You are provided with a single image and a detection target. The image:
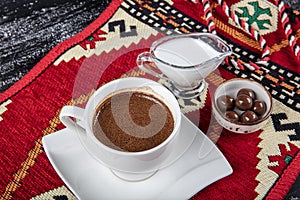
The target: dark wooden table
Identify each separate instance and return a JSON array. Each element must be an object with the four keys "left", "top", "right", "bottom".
[{"left": 0, "top": 0, "right": 111, "bottom": 92}]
